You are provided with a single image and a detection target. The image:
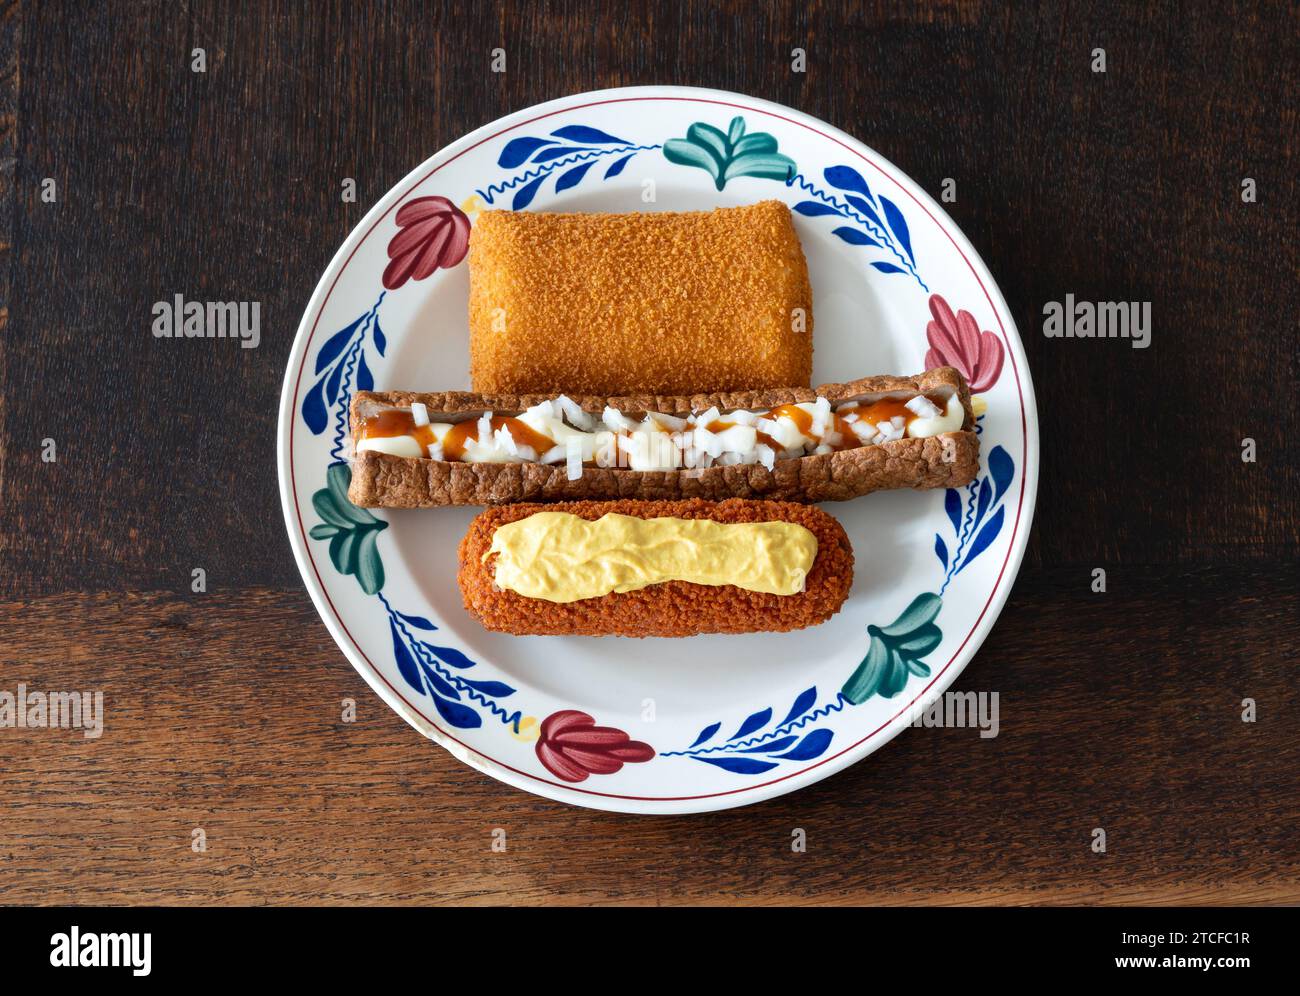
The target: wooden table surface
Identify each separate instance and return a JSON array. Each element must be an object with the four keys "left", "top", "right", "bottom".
[{"left": 1, "top": 1, "right": 1296, "bottom": 906}]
